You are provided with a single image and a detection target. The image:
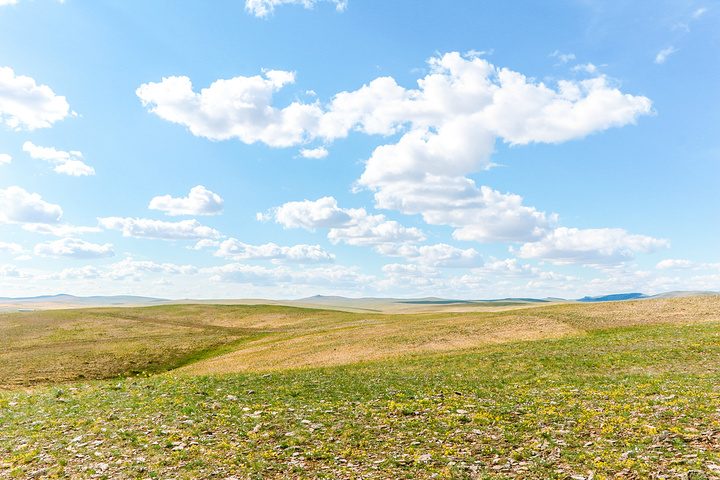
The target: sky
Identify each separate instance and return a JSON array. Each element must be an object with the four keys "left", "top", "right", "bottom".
[{"left": 0, "top": 0, "right": 719, "bottom": 300}]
